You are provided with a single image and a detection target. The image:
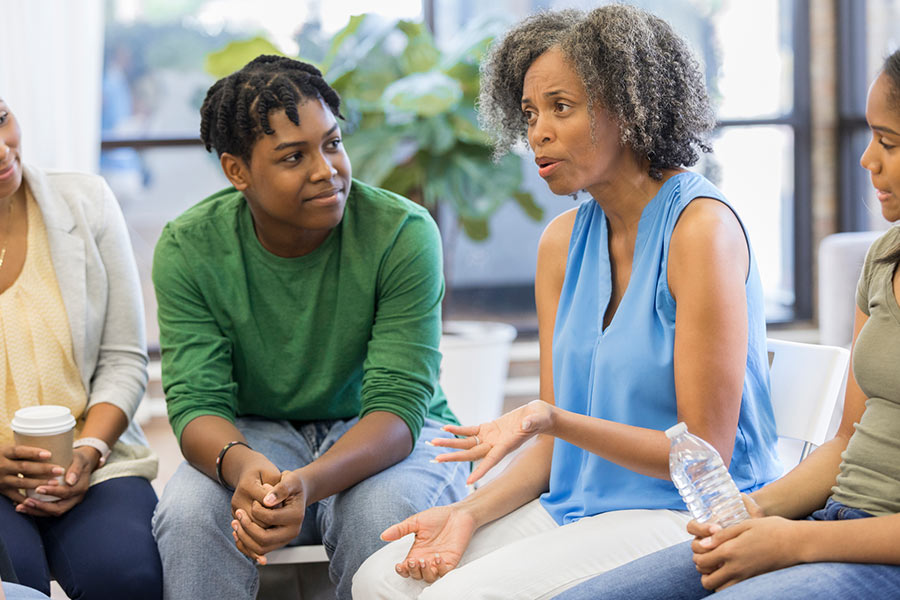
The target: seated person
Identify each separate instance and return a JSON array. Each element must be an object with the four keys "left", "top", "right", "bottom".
[
  {"left": 555, "top": 49, "right": 900, "bottom": 600},
  {"left": 150, "top": 55, "right": 469, "bottom": 600},
  {"left": 0, "top": 98, "right": 161, "bottom": 600},
  {"left": 352, "top": 6, "right": 781, "bottom": 599}
]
